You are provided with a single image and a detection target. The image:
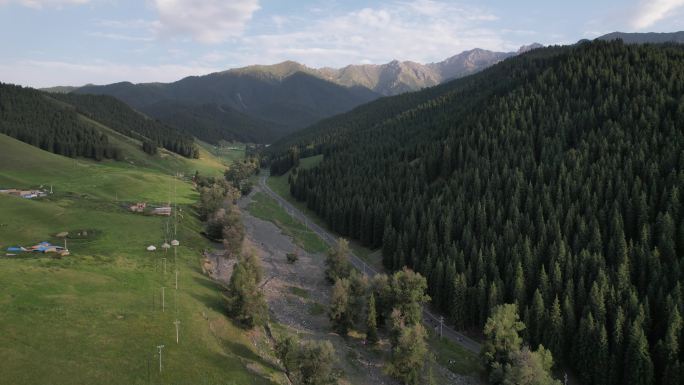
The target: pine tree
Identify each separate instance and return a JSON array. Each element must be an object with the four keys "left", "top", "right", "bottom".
[
  {"left": 512, "top": 262, "right": 526, "bottom": 307},
  {"left": 658, "top": 308, "right": 682, "bottom": 385},
  {"left": 595, "top": 324, "right": 610, "bottom": 385},
  {"left": 449, "top": 273, "right": 467, "bottom": 329},
  {"left": 624, "top": 319, "right": 654, "bottom": 385},
  {"left": 366, "top": 293, "right": 379, "bottom": 344},
  {"left": 545, "top": 296, "right": 564, "bottom": 361},
  {"left": 530, "top": 289, "right": 546, "bottom": 347}
]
